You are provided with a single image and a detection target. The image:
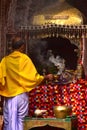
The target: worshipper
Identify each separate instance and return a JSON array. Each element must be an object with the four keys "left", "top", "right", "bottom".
[{"left": 0, "top": 37, "right": 53, "bottom": 130}]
